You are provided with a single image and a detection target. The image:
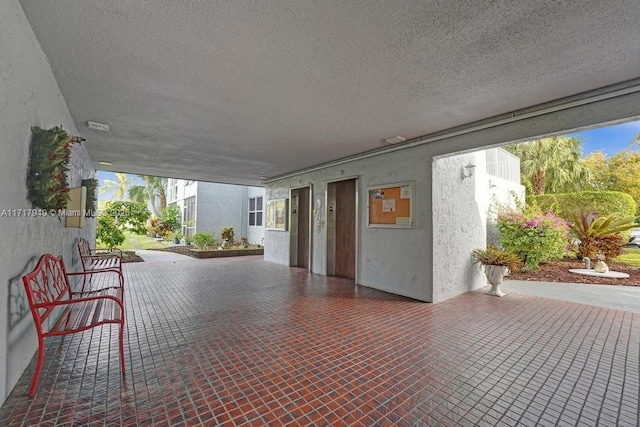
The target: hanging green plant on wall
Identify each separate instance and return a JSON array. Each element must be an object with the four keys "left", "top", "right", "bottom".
[
  {"left": 82, "top": 178, "right": 98, "bottom": 217},
  {"left": 27, "top": 126, "right": 77, "bottom": 211}
]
